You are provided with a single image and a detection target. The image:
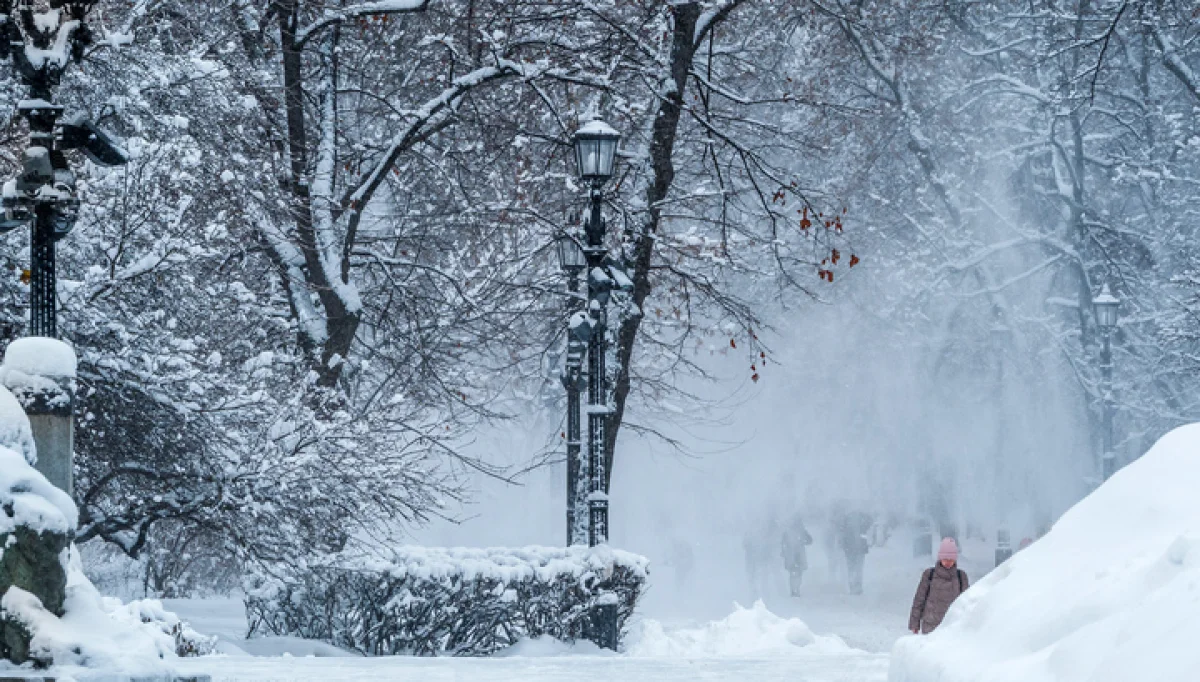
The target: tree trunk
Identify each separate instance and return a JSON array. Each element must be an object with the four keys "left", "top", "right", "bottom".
[{"left": 605, "top": 2, "right": 701, "bottom": 491}]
